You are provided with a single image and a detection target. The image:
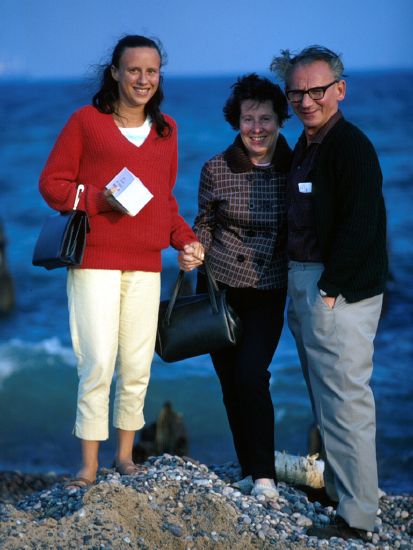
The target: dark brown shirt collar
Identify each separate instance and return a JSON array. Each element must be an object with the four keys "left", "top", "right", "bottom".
[
  {"left": 303, "top": 109, "right": 343, "bottom": 146},
  {"left": 224, "top": 133, "right": 292, "bottom": 174}
]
